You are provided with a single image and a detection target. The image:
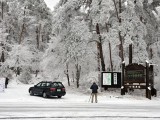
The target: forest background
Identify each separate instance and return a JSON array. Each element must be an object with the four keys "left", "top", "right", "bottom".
[{"left": 0, "top": 0, "right": 160, "bottom": 90}]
